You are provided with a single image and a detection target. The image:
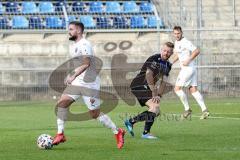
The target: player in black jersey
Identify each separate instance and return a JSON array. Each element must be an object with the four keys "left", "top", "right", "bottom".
[{"left": 124, "top": 42, "right": 174, "bottom": 139}]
